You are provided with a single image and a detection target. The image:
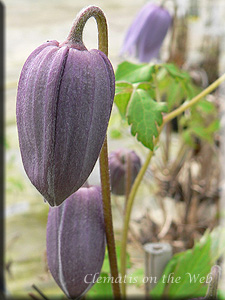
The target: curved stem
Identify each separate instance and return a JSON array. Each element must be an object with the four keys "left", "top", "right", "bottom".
[
  {"left": 69, "top": 6, "right": 120, "bottom": 298},
  {"left": 67, "top": 5, "right": 108, "bottom": 54}
]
